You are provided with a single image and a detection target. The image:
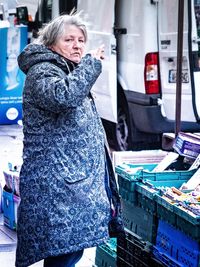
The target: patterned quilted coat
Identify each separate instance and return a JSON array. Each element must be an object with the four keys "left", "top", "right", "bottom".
[{"left": 16, "top": 43, "right": 111, "bottom": 267}]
